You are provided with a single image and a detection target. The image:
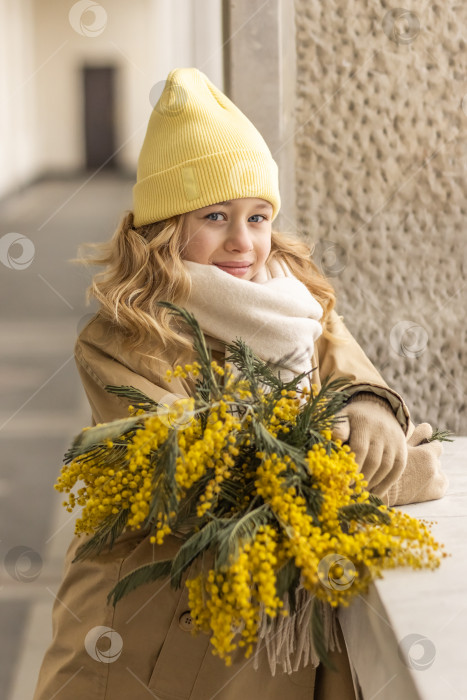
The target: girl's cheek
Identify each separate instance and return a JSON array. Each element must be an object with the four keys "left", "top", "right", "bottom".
[{"left": 191, "top": 233, "right": 218, "bottom": 262}]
